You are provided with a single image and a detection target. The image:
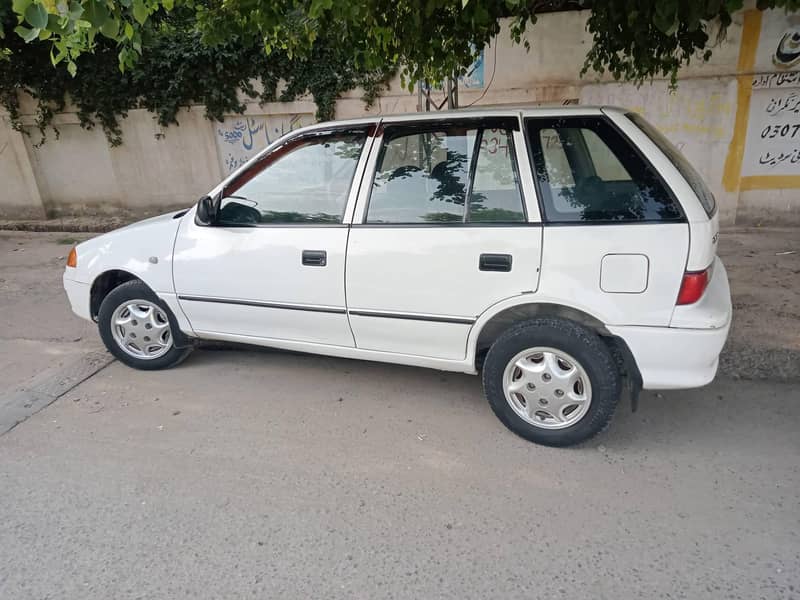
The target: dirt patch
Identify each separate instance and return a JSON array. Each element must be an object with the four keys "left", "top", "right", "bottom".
[{"left": 717, "top": 227, "right": 800, "bottom": 380}]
